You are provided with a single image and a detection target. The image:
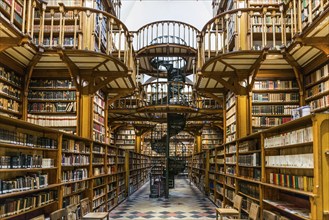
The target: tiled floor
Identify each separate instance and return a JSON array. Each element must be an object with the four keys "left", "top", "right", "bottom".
[{"left": 109, "top": 178, "right": 217, "bottom": 219}]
